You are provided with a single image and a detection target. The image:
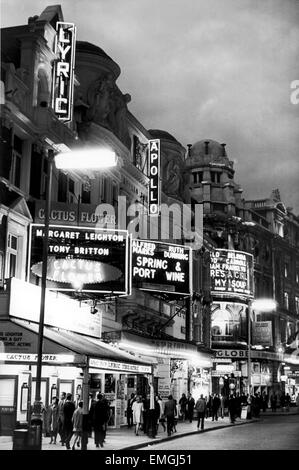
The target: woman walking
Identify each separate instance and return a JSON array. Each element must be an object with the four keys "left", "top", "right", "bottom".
[
  {"left": 132, "top": 396, "right": 144, "bottom": 436},
  {"left": 70, "top": 401, "right": 83, "bottom": 450},
  {"left": 48, "top": 397, "right": 59, "bottom": 444}
]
